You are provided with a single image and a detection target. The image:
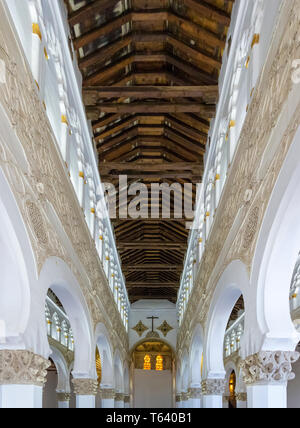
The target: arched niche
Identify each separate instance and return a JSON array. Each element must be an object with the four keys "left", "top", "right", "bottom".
[
  {"left": 203, "top": 260, "right": 249, "bottom": 379},
  {"left": 0, "top": 168, "right": 35, "bottom": 348},
  {"left": 37, "top": 257, "right": 95, "bottom": 377},
  {"left": 251, "top": 126, "right": 300, "bottom": 353},
  {"left": 94, "top": 323, "right": 114, "bottom": 389}
]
